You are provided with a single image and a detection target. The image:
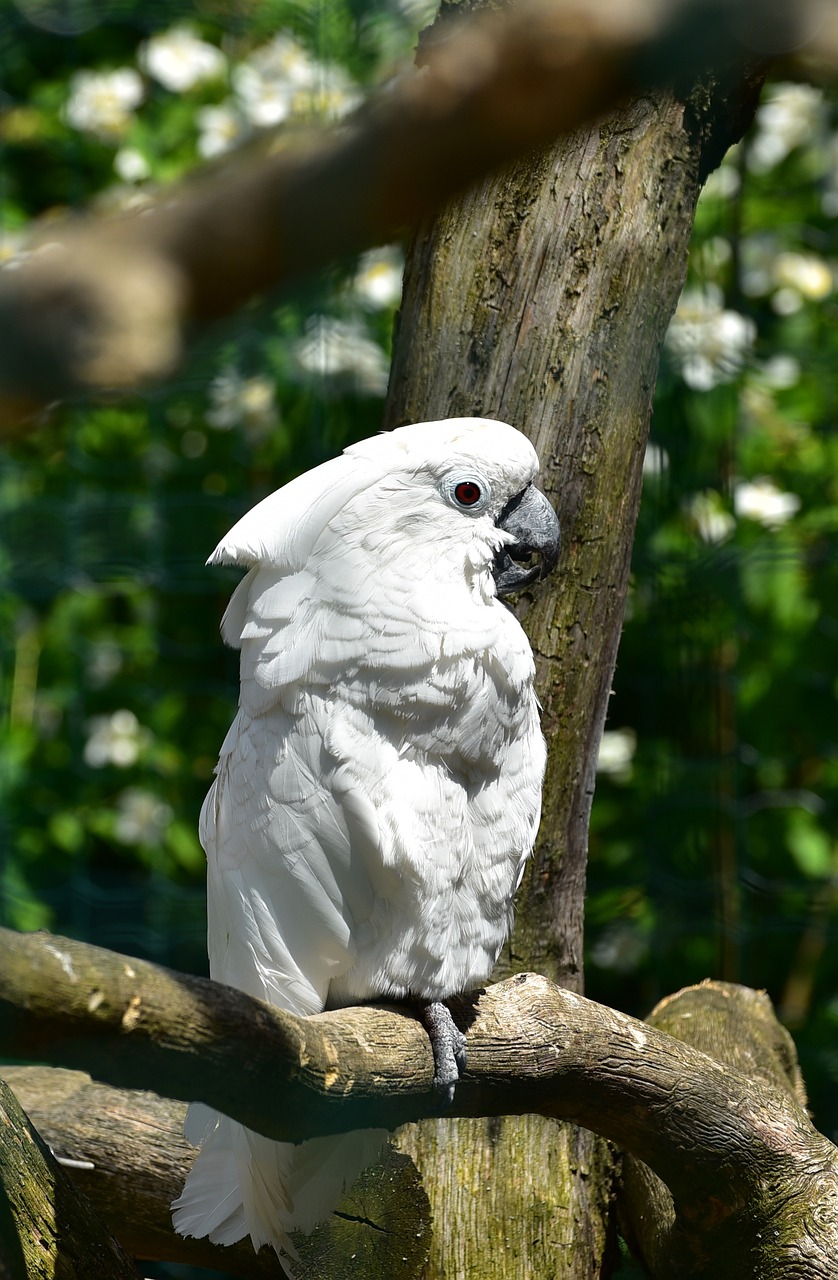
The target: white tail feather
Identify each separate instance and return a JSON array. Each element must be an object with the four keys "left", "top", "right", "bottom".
[{"left": 172, "top": 1106, "right": 387, "bottom": 1272}]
